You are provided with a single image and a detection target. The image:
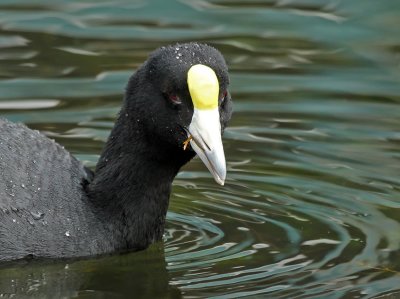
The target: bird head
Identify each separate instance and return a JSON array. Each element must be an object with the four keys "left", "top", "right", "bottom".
[{"left": 127, "top": 43, "right": 233, "bottom": 185}]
